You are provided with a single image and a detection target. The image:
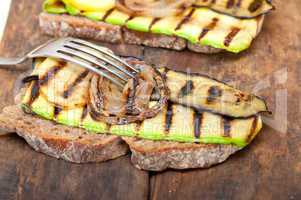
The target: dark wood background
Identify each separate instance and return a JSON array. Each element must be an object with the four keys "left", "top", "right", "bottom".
[{"left": 0, "top": 0, "right": 300, "bottom": 199}]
